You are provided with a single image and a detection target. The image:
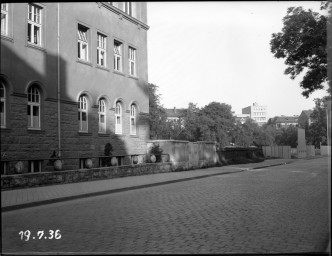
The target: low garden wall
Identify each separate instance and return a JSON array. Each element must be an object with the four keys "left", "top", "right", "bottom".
[
  {"left": 147, "top": 140, "right": 217, "bottom": 170},
  {"left": 1, "top": 162, "right": 173, "bottom": 190}
]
